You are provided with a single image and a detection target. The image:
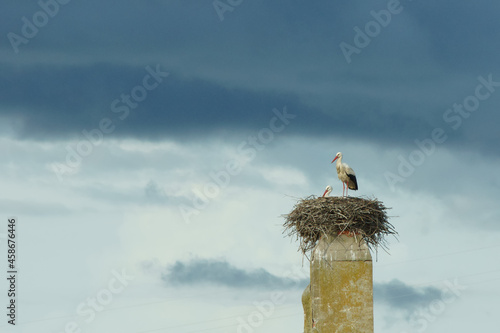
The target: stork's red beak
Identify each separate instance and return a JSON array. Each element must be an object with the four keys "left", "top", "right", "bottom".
[
  {"left": 322, "top": 189, "right": 328, "bottom": 197},
  {"left": 331, "top": 156, "right": 339, "bottom": 163}
]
